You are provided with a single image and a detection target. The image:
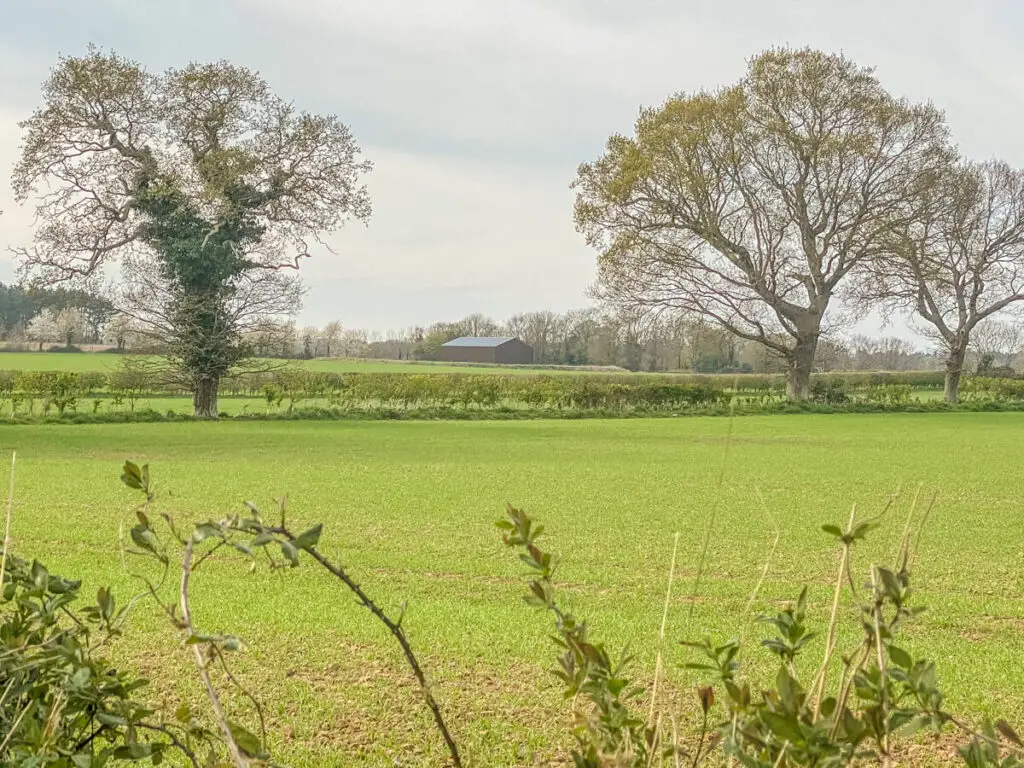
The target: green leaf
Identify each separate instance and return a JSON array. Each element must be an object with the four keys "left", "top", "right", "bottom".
[
  {"left": 228, "top": 721, "right": 264, "bottom": 757},
  {"left": 71, "top": 666, "right": 91, "bottom": 687},
  {"left": 820, "top": 696, "right": 837, "bottom": 719},
  {"left": 776, "top": 666, "right": 803, "bottom": 712},
  {"left": 112, "top": 743, "right": 153, "bottom": 759},
  {"left": 252, "top": 531, "right": 275, "bottom": 547},
  {"left": 887, "top": 644, "right": 913, "bottom": 670},
  {"left": 761, "top": 710, "right": 804, "bottom": 743},
  {"left": 280, "top": 540, "right": 300, "bottom": 567},
  {"left": 96, "top": 711, "right": 129, "bottom": 727},
  {"left": 174, "top": 704, "right": 192, "bottom": 723},
  {"left": 232, "top": 541, "right": 253, "bottom": 557},
  {"left": 120, "top": 460, "right": 143, "bottom": 489},
  {"left": 850, "top": 521, "right": 878, "bottom": 541},
  {"left": 130, "top": 524, "right": 161, "bottom": 556},
  {"left": 192, "top": 523, "right": 223, "bottom": 543},
  {"left": 50, "top": 577, "right": 79, "bottom": 595},
  {"left": 821, "top": 524, "right": 843, "bottom": 538},
  {"left": 295, "top": 524, "right": 323, "bottom": 550},
  {"left": 31, "top": 560, "right": 48, "bottom": 590},
  {"left": 878, "top": 567, "right": 901, "bottom": 599}
]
